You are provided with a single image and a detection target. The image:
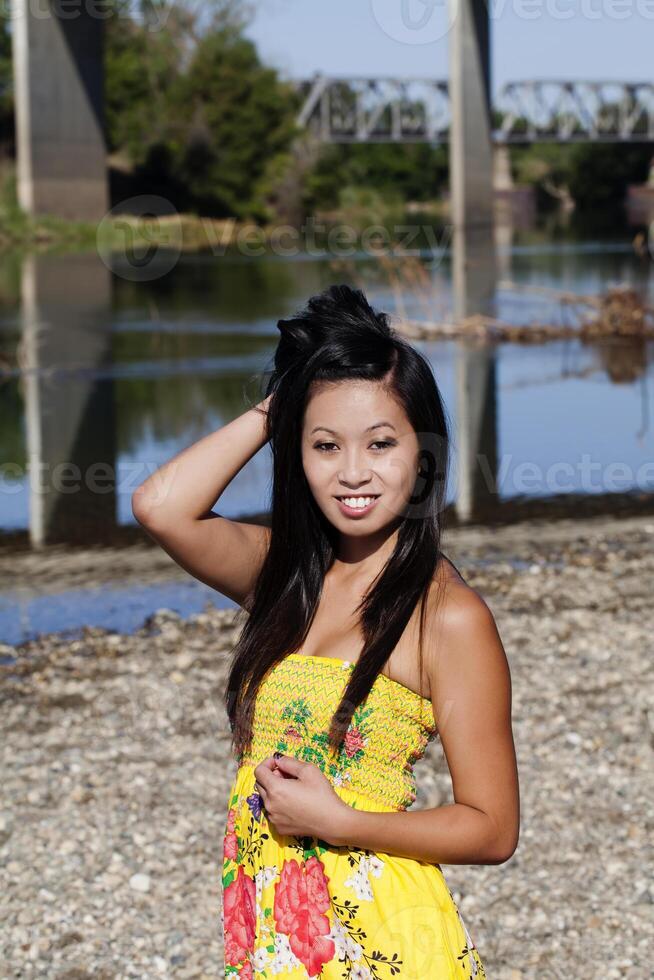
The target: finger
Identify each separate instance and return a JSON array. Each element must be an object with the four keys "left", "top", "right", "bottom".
[
  {"left": 254, "top": 762, "right": 276, "bottom": 793},
  {"left": 271, "top": 754, "right": 304, "bottom": 778},
  {"left": 257, "top": 756, "right": 280, "bottom": 772}
]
